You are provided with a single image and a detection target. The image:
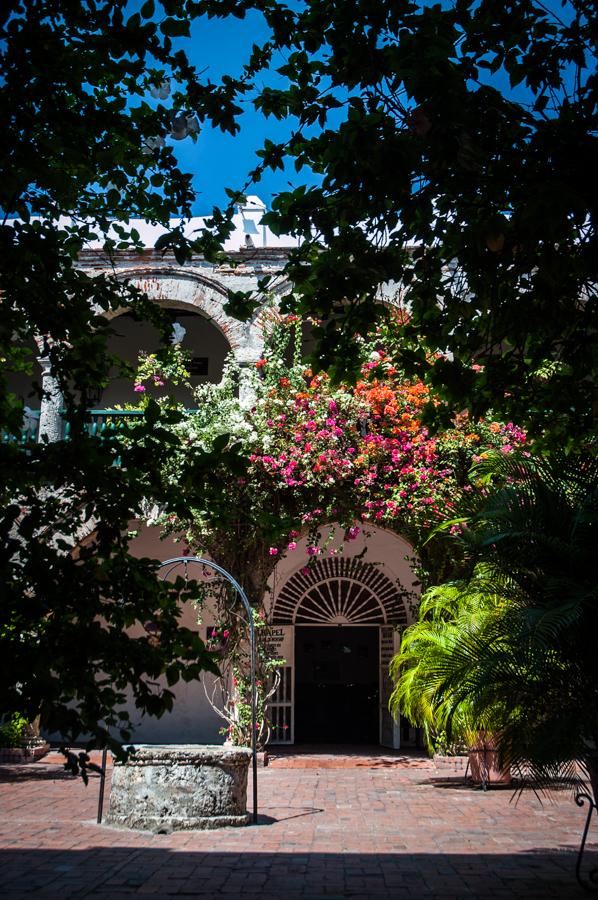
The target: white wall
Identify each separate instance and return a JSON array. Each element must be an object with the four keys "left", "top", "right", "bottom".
[{"left": 124, "top": 527, "right": 225, "bottom": 745}]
